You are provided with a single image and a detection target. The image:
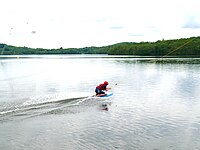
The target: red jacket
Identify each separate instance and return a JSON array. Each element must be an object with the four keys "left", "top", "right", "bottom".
[{"left": 96, "top": 84, "right": 107, "bottom": 90}]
